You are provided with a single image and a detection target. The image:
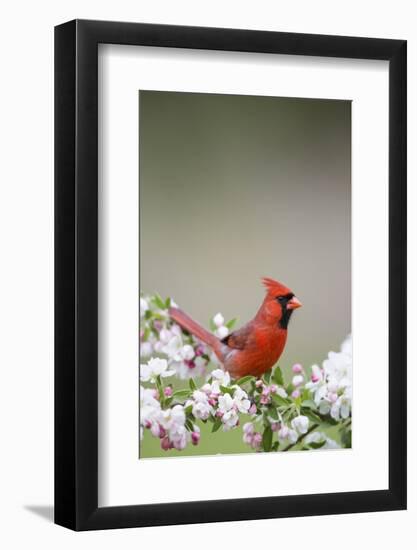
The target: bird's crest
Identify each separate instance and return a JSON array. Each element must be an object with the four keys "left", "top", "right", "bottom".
[{"left": 262, "top": 277, "right": 292, "bottom": 297}]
